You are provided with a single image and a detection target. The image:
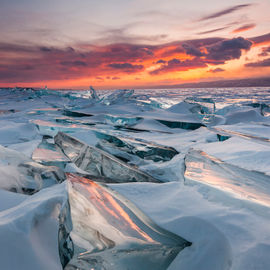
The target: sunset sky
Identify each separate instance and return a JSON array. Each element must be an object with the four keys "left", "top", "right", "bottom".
[{"left": 0, "top": 0, "right": 270, "bottom": 89}]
